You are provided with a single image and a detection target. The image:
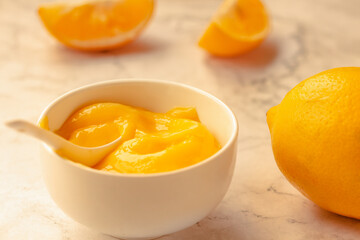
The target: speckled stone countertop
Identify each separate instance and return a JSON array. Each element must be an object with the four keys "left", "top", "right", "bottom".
[{"left": 1, "top": 0, "right": 360, "bottom": 239}]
